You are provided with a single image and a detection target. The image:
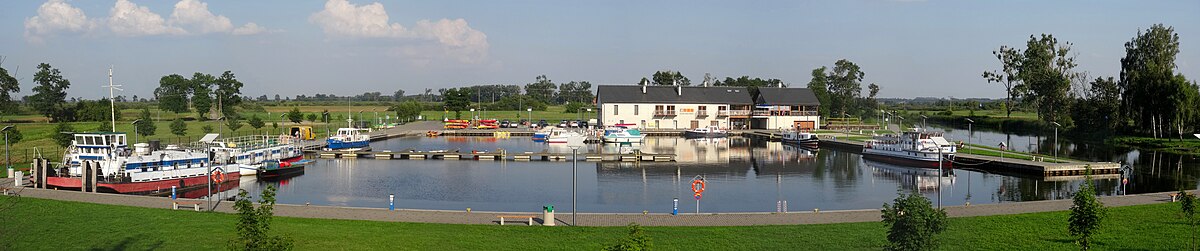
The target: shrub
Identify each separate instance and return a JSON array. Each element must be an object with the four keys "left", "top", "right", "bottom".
[
  {"left": 1068, "top": 167, "right": 1106, "bottom": 250},
  {"left": 1179, "top": 188, "right": 1198, "bottom": 250},
  {"left": 604, "top": 223, "right": 652, "bottom": 251},
  {"left": 201, "top": 125, "right": 214, "bottom": 134},
  {"left": 170, "top": 119, "right": 187, "bottom": 136},
  {"left": 882, "top": 191, "right": 948, "bottom": 251},
  {"left": 228, "top": 185, "right": 293, "bottom": 251}
]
